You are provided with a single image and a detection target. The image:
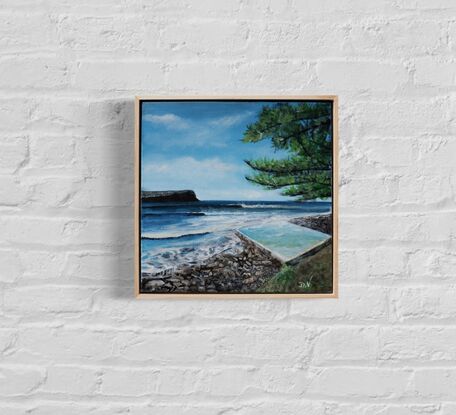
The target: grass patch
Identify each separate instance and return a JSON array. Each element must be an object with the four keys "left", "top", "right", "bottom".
[{"left": 258, "top": 245, "right": 333, "bottom": 294}]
